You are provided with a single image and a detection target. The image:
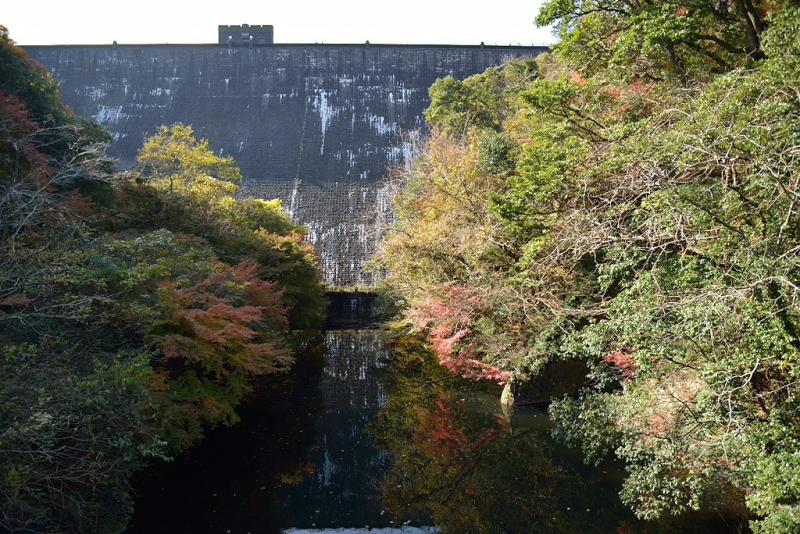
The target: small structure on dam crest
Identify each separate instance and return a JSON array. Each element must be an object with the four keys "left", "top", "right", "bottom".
[
  {"left": 25, "top": 28, "right": 546, "bottom": 286},
  {"left": 218, "top": 24, "right": 274, "bottom": 46}
]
